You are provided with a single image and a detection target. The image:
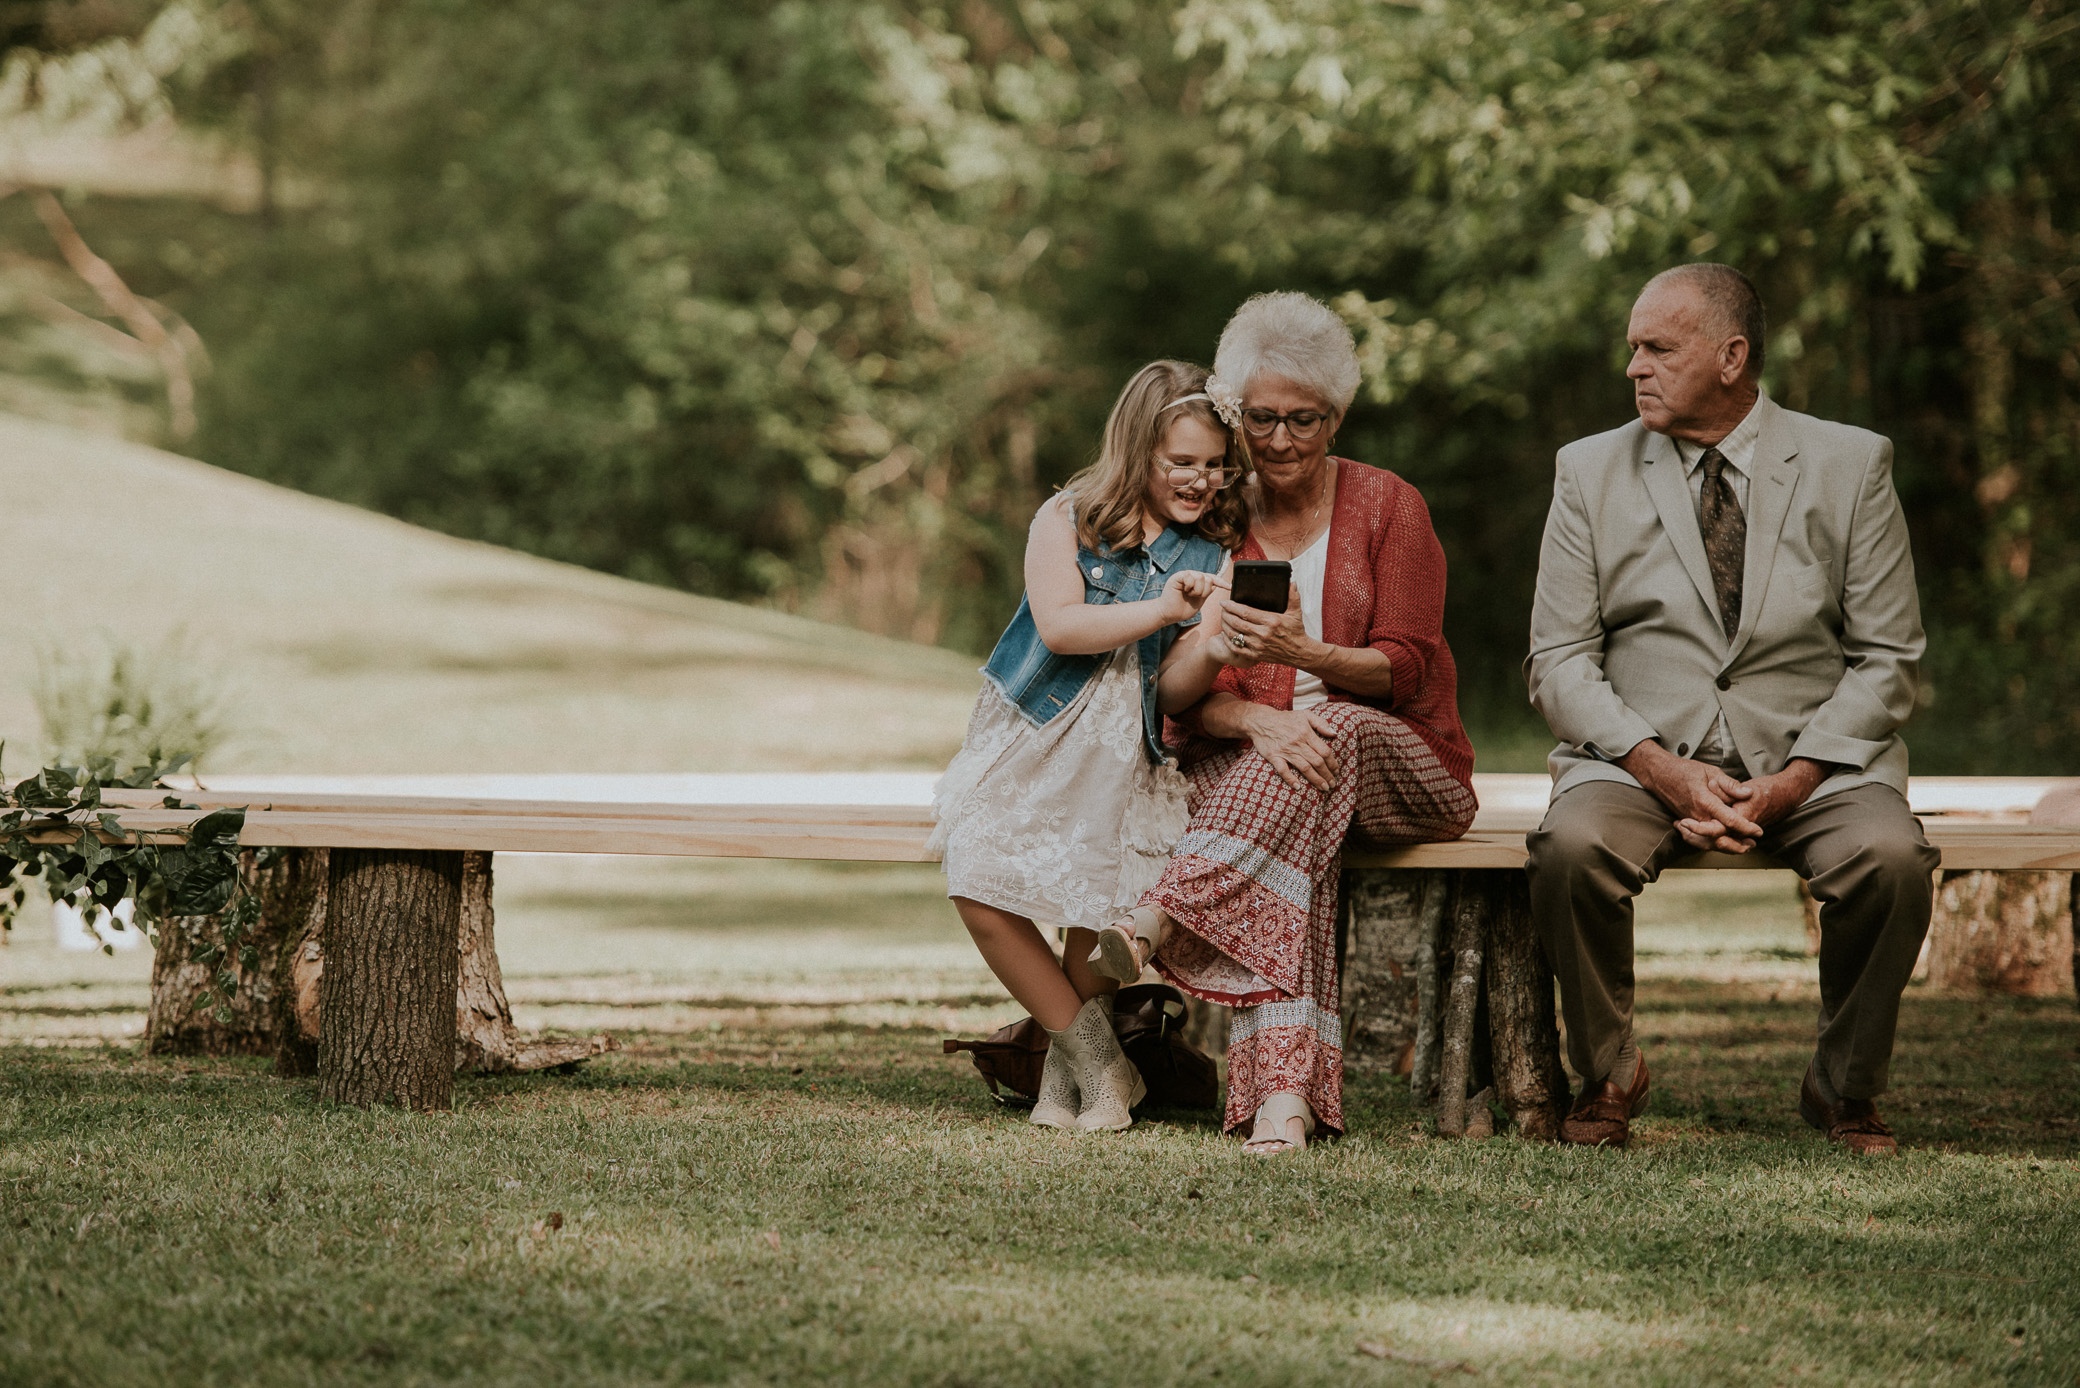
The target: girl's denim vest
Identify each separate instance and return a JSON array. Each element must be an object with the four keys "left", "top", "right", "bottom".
[{"left": 981, "top": 524, "right": 1226, "bottom": 763}]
